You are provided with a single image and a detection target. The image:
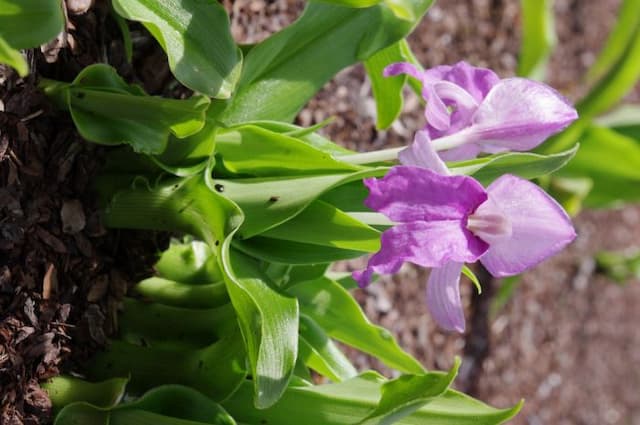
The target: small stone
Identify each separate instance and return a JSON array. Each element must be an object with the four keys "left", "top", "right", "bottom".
[
  {"left": 66, "top": 0, "right": 94, "bottom": 15},
  {"left": 61, "top": 200, "right": 86, "bottom": 234}
]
